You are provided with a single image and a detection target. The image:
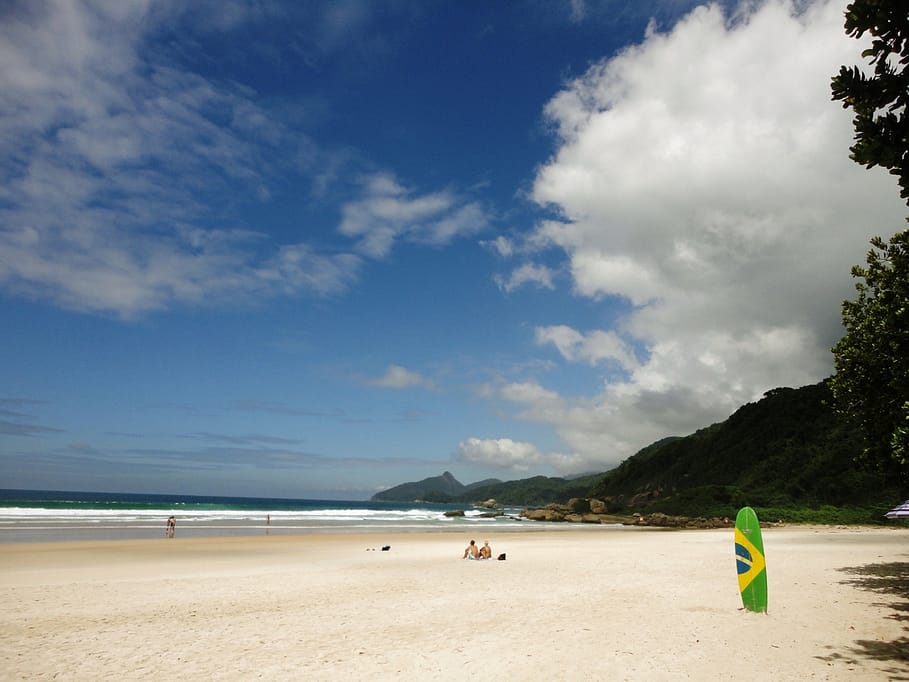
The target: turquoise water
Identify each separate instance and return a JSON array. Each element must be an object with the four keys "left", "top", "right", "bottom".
[{"left": 0, "top": 489, "right": 560, "bottom": 543}]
